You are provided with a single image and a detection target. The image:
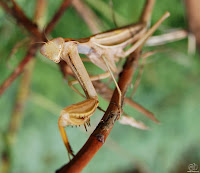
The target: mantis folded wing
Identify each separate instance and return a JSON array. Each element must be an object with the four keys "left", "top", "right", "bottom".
[{"left": 40, "top": 12, "right": 169, "bottom": 158}]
